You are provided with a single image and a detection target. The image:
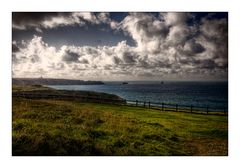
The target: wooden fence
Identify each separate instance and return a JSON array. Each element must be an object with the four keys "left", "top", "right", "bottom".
[
  {"left": 13, "top": 92, "right": 227, "bottom": 116},
  {"left": 125, "top": 99, "right": 227, "bottom": 115}
]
